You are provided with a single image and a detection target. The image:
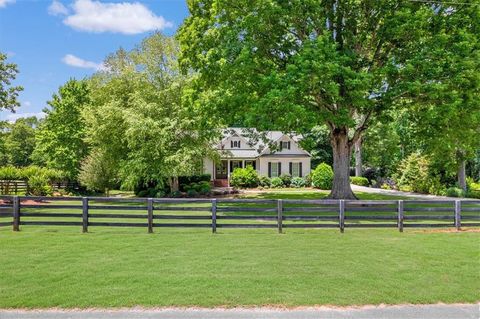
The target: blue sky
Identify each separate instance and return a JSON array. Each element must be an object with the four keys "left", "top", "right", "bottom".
[{"left": 0, "top": 0, "right": 188, "bottom": 121}]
